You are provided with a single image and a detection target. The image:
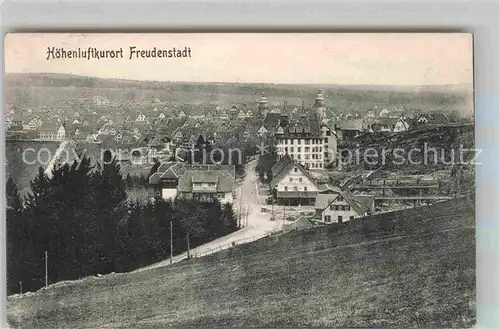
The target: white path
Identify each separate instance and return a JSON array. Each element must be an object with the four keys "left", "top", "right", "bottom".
[
  {"left": 134, "top": 159, "right": 283, "bottom": 273},
  {"left": 44, "top": 140, "right": 70, "bottom": 179}
]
